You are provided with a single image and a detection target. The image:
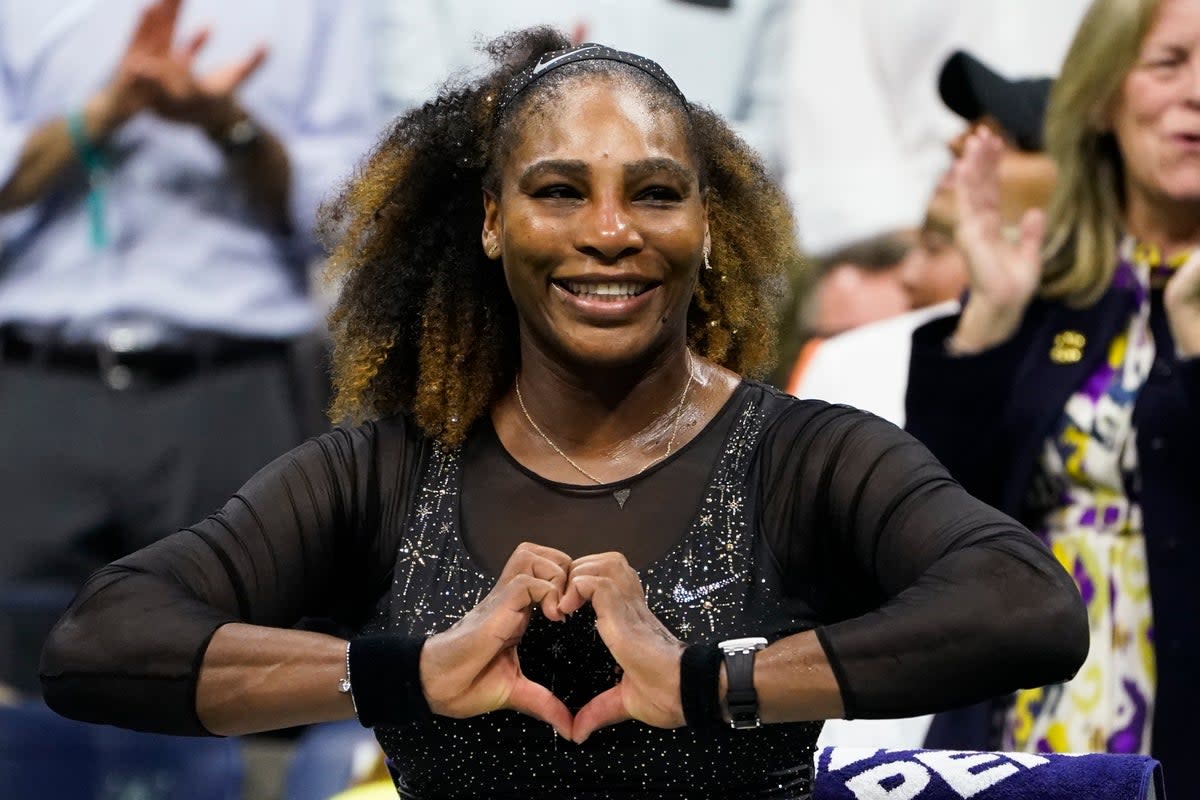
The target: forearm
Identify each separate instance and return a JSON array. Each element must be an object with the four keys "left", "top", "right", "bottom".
[
  {"left": 0, "top": 91, "right": 125, "bottom": 212},
  {"left": 722, "top": 630, "right": 844, "bottom": 724},
  {"left": 206, "top": 103, "right": 292, "bottom": 233},
  {"left": 196, "top": 622, "right": 355, "bottom": 736}
]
